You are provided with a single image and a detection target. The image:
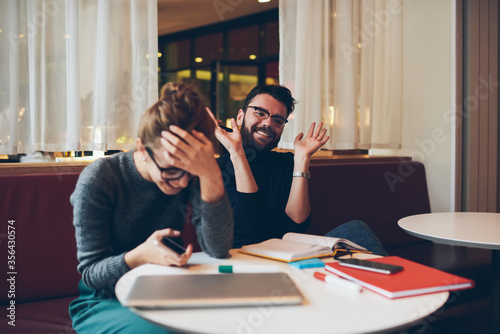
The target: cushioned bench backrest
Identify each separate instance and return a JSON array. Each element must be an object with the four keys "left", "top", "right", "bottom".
[
  {"left": 307, "top": 161, "right": 431, "bottom": 249},
  {"left": 0, "top": 173, "right": 81, "bottom": 303}
]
